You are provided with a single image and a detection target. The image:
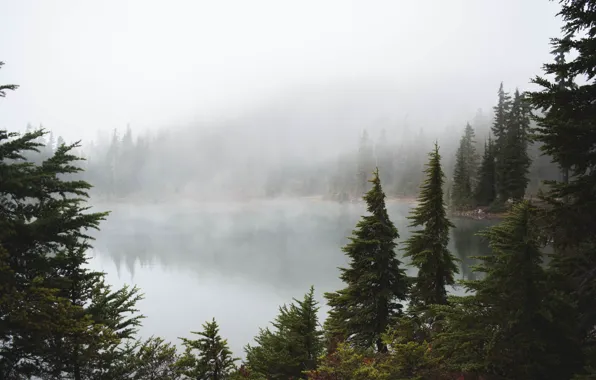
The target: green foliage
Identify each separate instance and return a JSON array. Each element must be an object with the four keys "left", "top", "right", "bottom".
[
  {"left": 403, "top": 143, "right": 457, "bottom": 308},
  {"left": 325, "top": 169, "right": 408, "bottom": 352},
  {"left": 491, "top": 82, "right": 512, "bottom": 202},
  {"left": 129, "top": 337, "right": 180, "bottom": 380},
  {"left": 527, "top": 2, "right": 596, "bottom": 377},
  {"left": 0, "top": 77, "right": 144, "bottom": 378},
  {"left": 0, "top": 62, "right": 18, "bottom": 97},
  {"left": 245, "top": 287, "right": 323, "bottom": 379},
  {"left": 176, "top": 318, "right": 238, "bottom": 380},
  {"left": 451, "top": 124, "right": 479, "bottom": 210},
  {"left": 474, "top": 137, "right": 497, "bottom": 207},
  {"left": 501, "top": 89, "right": 531, "bottom": 201},
  {"left": 306, "top": 343, "right": 389, "bottom": 380},
  {"left": 434, "top": 201, "right": 577, "bottom": 379}
]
